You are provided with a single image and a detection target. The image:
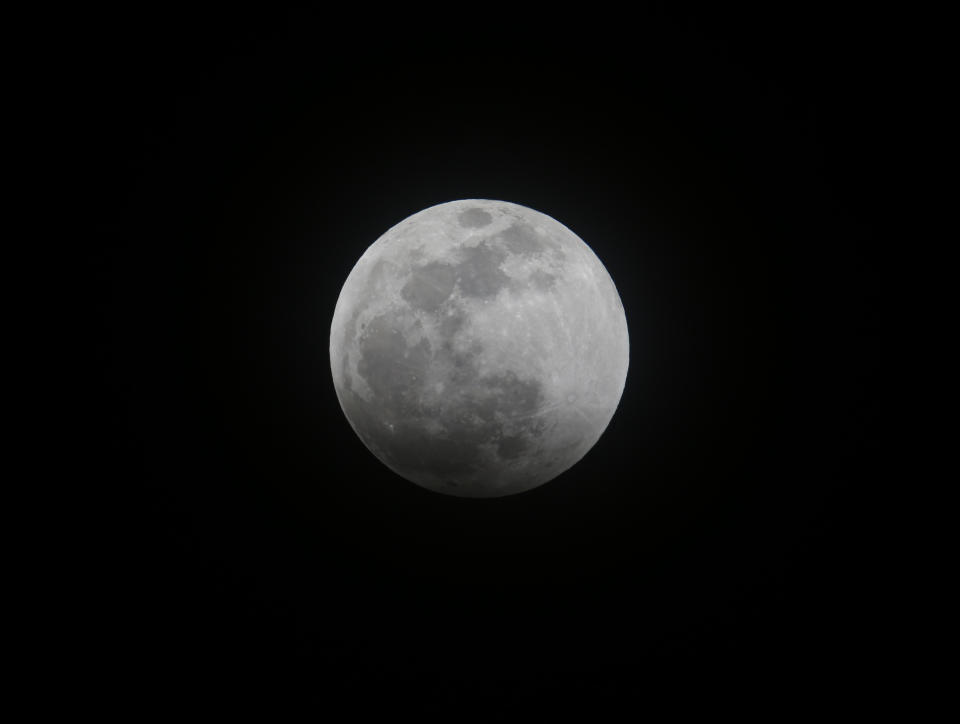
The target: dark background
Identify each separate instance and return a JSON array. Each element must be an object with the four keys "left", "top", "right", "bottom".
[{"left": 84, "top": 5, "right": 888, "bottom": 713}]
